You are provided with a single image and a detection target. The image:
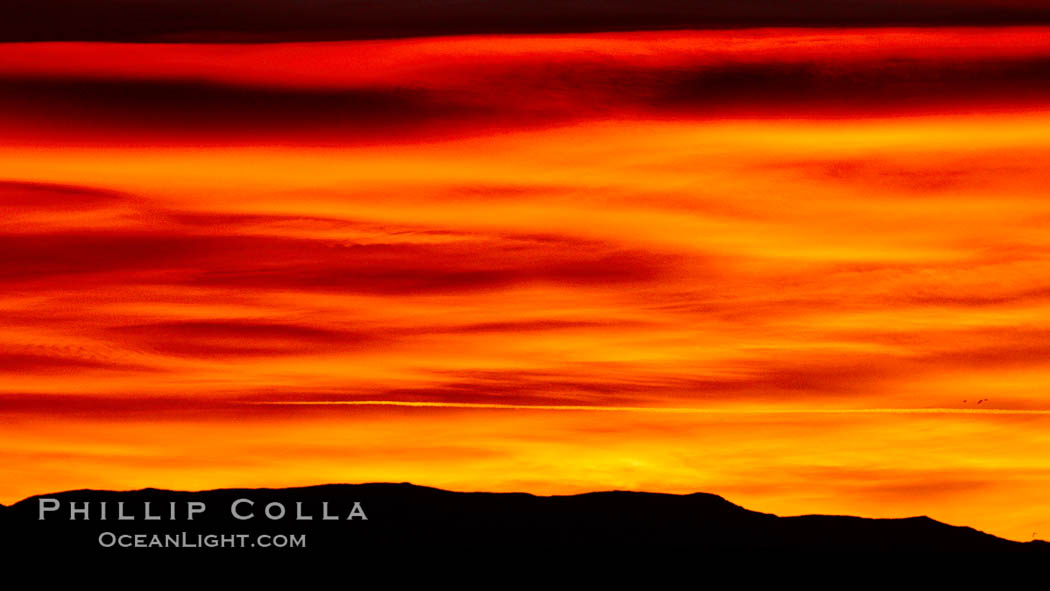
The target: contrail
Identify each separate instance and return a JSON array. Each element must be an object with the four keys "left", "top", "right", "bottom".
[{"left": 247, "top": 400, "right": 1050, "bottom": 415}]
